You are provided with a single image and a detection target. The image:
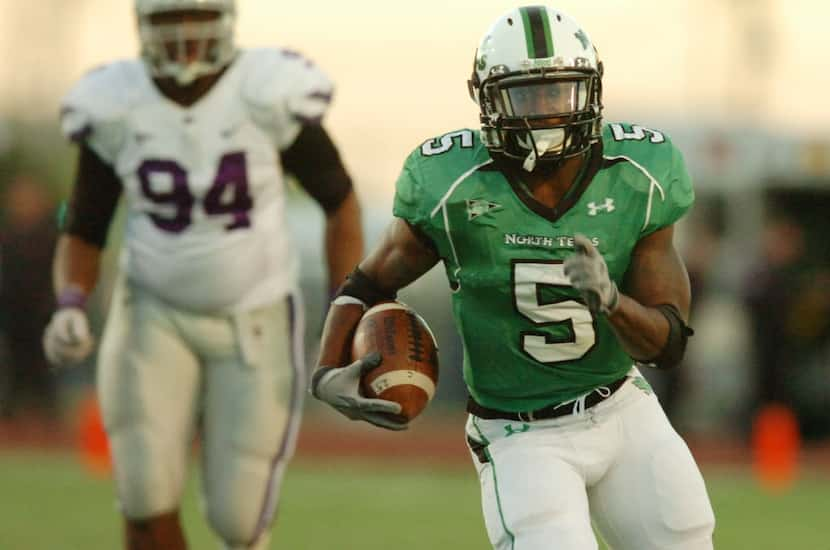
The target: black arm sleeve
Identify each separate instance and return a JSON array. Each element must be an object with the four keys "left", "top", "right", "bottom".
[
  {"left": 648, "top": 304, "right": 695, "bottom": 369},
  {"left": 335, "top": 267, "right": 397, "bottom": 307},
  {"left": 63, "top": 144, "right": 122, "bottom": 247},
  {"left": 280, "top": 124, "right": 353, "bottom": 214}
]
